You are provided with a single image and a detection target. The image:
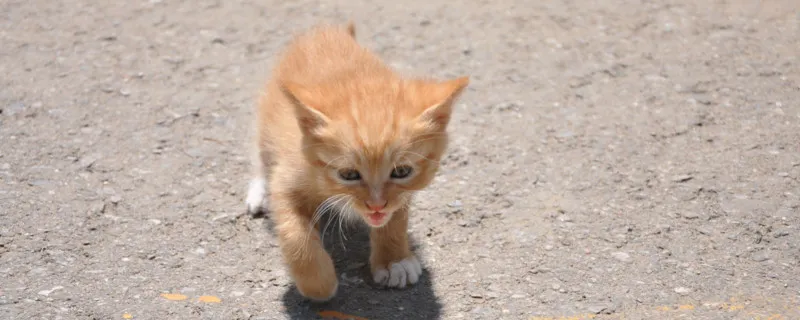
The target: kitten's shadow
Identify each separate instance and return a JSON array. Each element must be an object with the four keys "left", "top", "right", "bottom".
[{"left": 259, "top": 212, "right": 442, "bottom": 320}]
